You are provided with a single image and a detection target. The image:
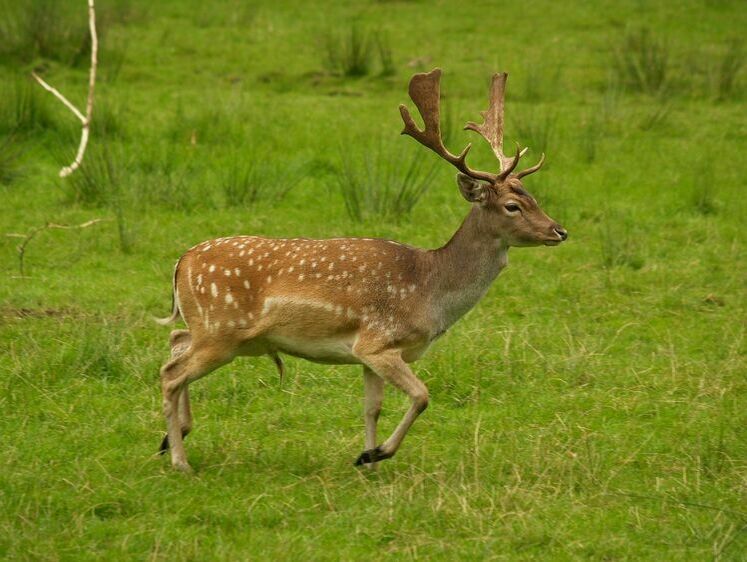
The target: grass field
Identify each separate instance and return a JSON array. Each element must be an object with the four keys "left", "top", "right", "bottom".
[{"left": 1, "top": 0, "right": 746, "bottom": 559}]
